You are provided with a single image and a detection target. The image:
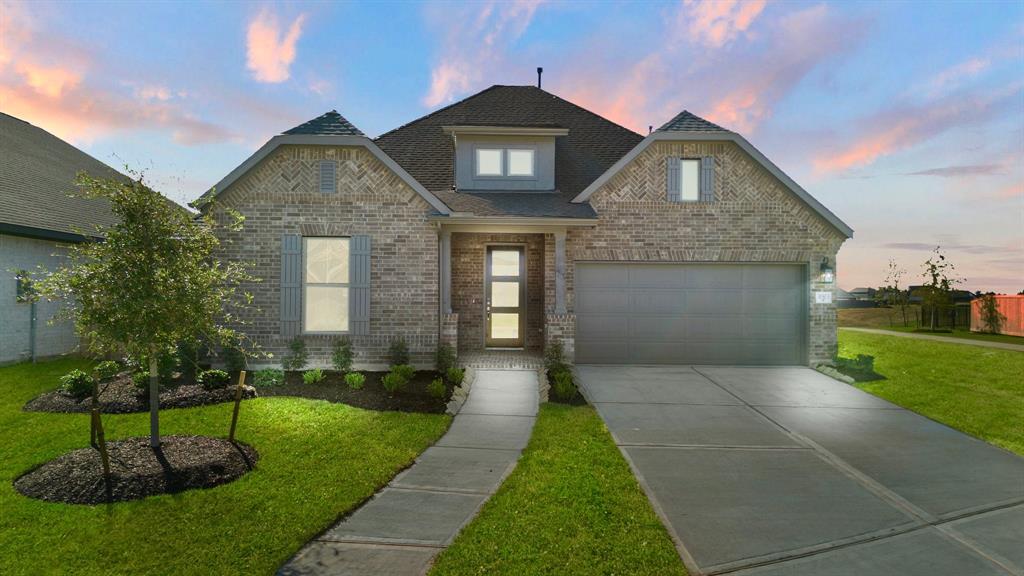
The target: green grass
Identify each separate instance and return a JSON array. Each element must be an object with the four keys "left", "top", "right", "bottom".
[
  {"left": 838, "top": 306, "right": 1024, "bottom": 346},
  {"left": 839, "top": 329, "right": 1024, "bottom": 456},
  {"left": 430, "top": 403, "right": 687, "bottom": 576},
  {"left": 879, "top": 325, "right": 1024, "bottom": 346},
  {"left": 0, "top": 358, "right": 450, "bottom": 576}
]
